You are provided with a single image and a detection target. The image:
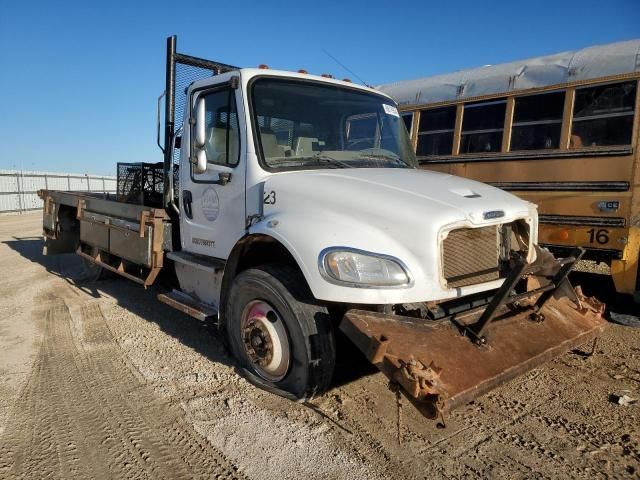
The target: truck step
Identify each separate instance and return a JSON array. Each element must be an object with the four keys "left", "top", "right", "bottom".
[
  {"left": 157, "top": 289, "right": 218, "bottom": 322},
  {"left": 166, "top": 251, "right": 225, "bottom": 273}
]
